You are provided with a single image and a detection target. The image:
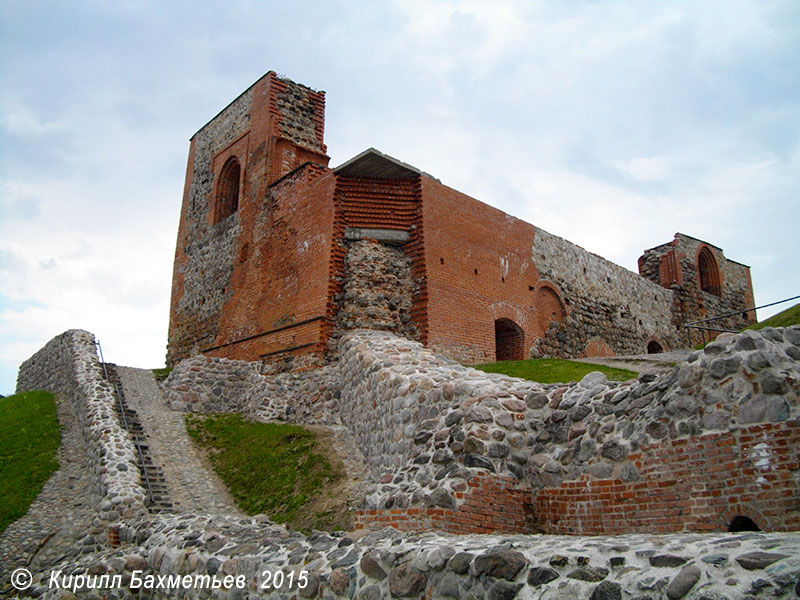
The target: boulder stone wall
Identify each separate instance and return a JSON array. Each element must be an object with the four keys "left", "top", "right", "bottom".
[
  {"left": 23, "top": 512, "right": 800, "bottom": 600},
  {"left": 16, "top": 329, "right": 147, "bottom": 528},
  {"left": 161, "top": 326, "right": 800, "bottom": 535}
]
